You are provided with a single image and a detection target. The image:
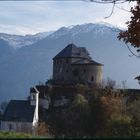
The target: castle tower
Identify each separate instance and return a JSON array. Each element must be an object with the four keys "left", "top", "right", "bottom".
[{"left": 53, "top": 43, "right": 103, "bottom": 86}]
